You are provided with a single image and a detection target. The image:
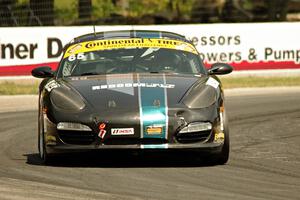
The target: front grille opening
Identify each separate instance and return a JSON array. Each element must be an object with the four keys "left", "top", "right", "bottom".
[
  {"left": 58, "top": 130, "right": 96, "bottom": 145},
  {"left": 104, "top": 138, "right": 168, "bottom": 145},
  {"left": 176, "top": 130, "right": 211, "bottom": 144}
]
